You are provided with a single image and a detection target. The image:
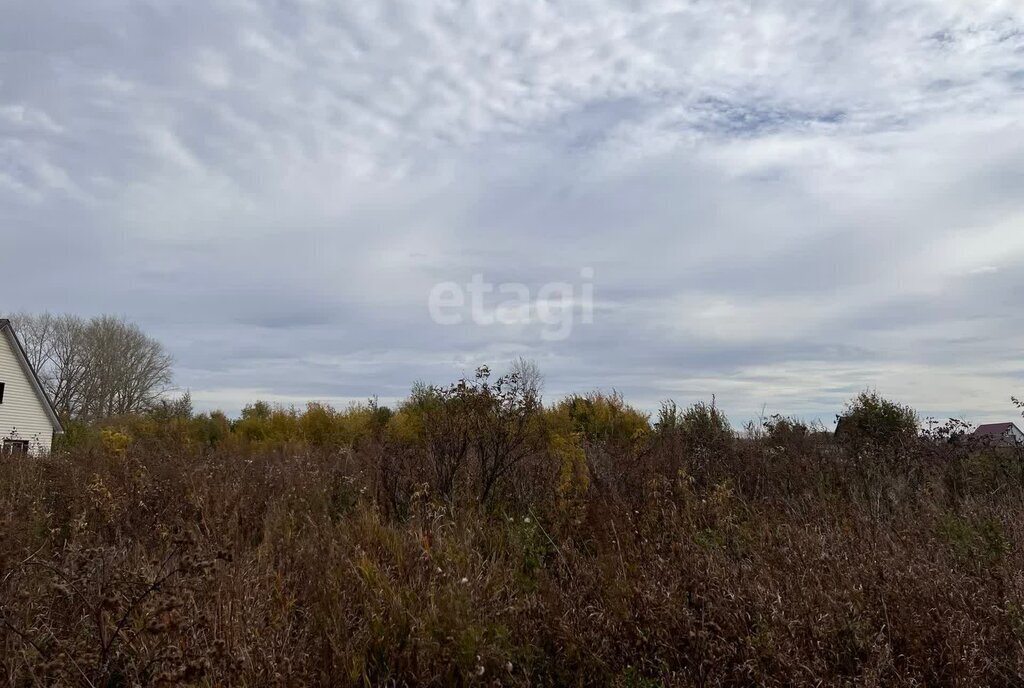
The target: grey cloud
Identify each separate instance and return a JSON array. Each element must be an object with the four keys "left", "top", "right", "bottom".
[{"left": 2, "top": 0, "right": 1024, "bottom": 423}]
